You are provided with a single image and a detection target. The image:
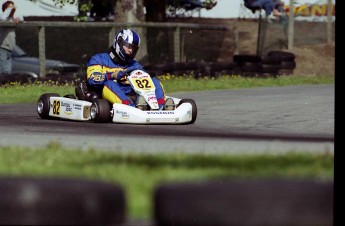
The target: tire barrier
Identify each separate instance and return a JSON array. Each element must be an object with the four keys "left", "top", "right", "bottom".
[
  {"left": 0, "top": 72, "right": 83, "bottom": 85},
  {"left": 154, "top": 179, "right": 333, "bottom": 226},
  {"left": 143, "top": 61, "right": 235, "bottom": 78},
  {"left": 233, "top": 51, "right": 296, "bottom": 77},
  {"left": 142, "top": 51, "right": 296, "bottom": 78},
  {"left": 0, "top": 72, "right": 37, "bottom": 84},
  {"left": 0, "top": 177, "right": 126, "bottom": 226},
  {"left": 267, "top": 51, "right": 296, "bottom": 62},
  {"left": 233, "top": 54, "right": 261, "bottom": 63}
]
